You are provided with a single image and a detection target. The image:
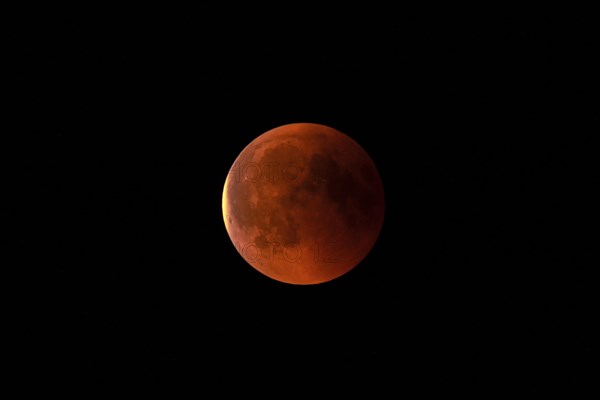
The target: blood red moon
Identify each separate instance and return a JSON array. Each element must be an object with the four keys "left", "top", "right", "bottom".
[{"left": 222, "top": 123, "right": 385, "bottom": 285}]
